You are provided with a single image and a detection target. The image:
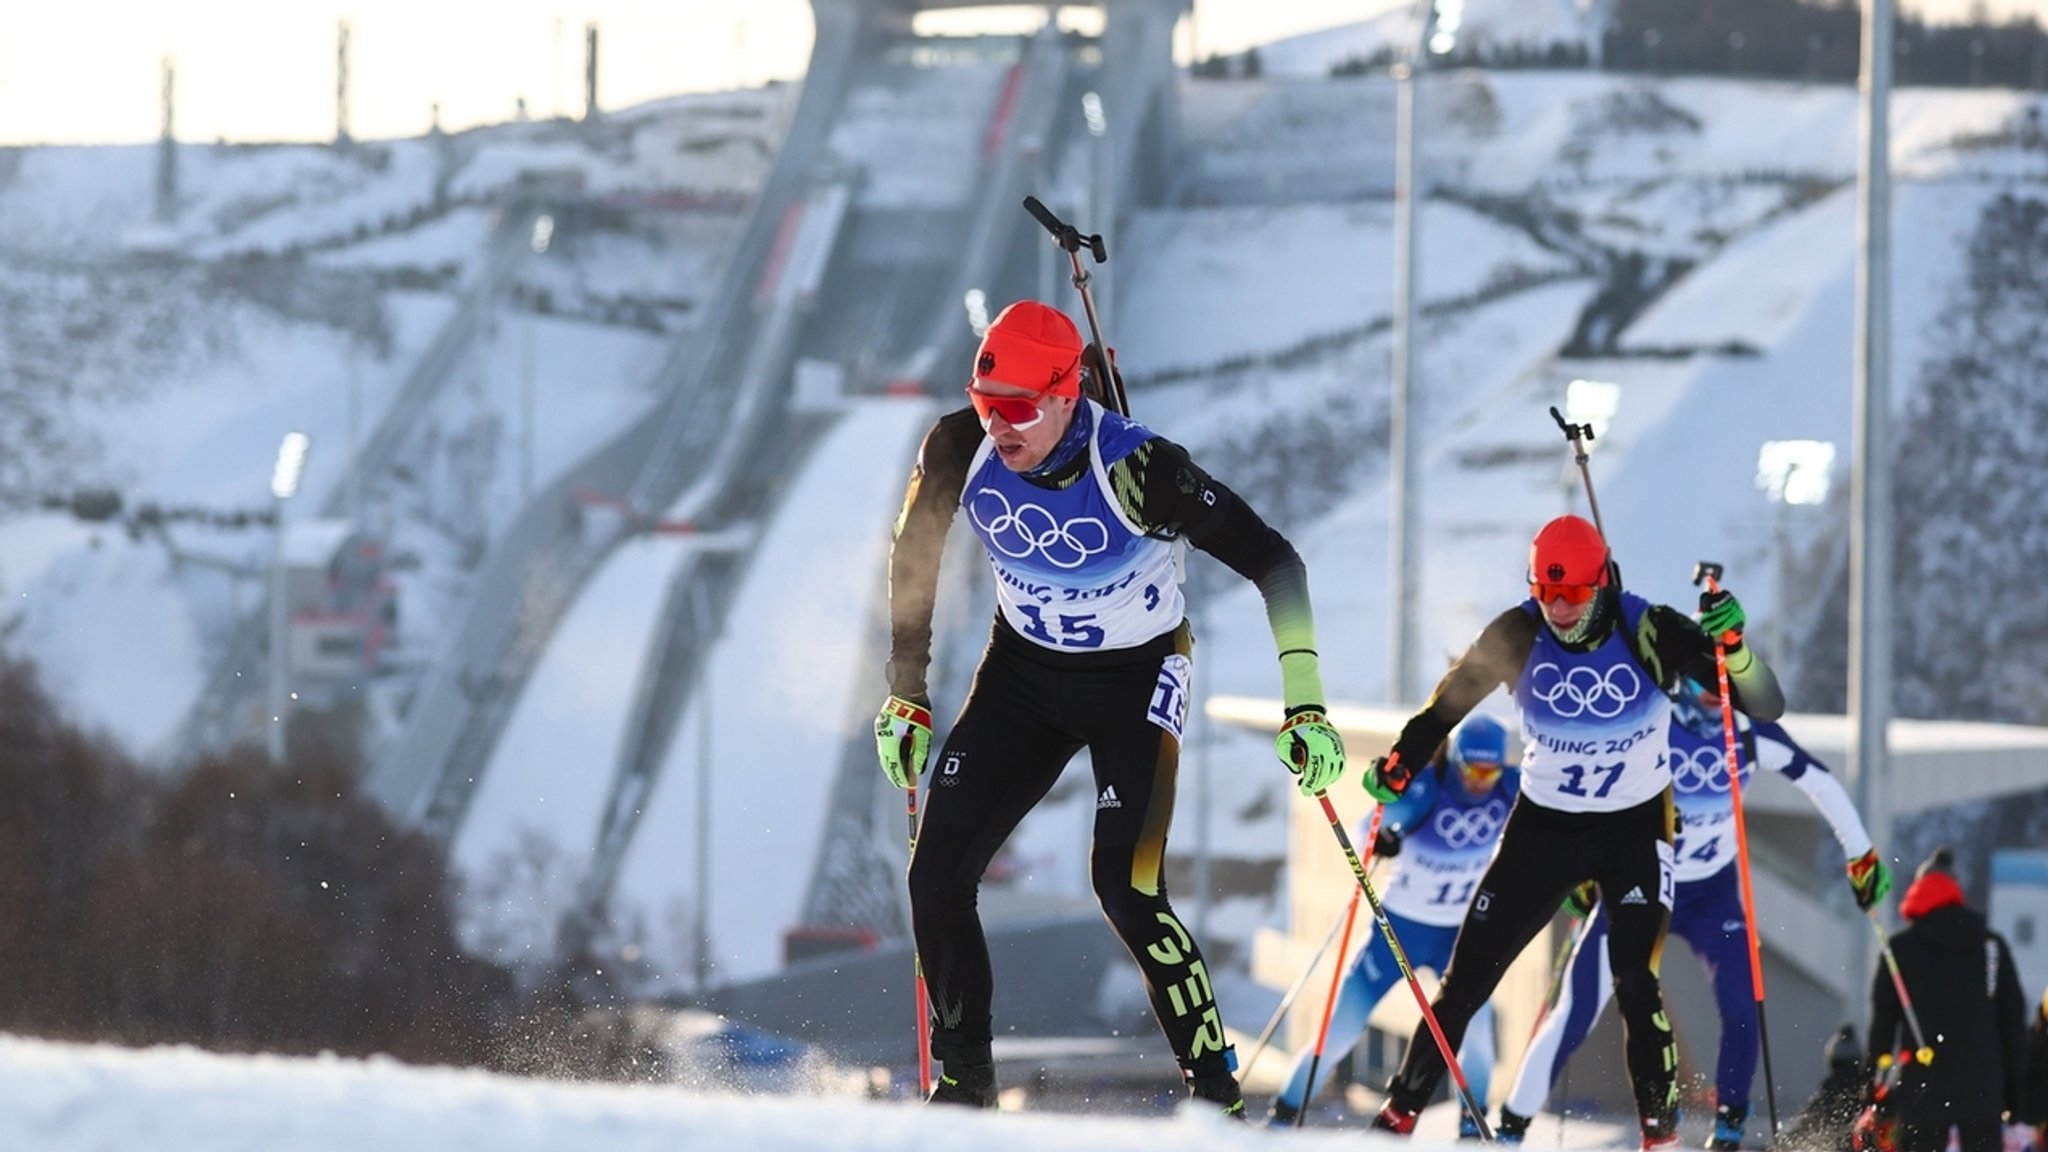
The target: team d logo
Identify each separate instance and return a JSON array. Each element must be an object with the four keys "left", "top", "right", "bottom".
[{"left": 977, "top": 351, "right": 996, "bottom": 376}]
